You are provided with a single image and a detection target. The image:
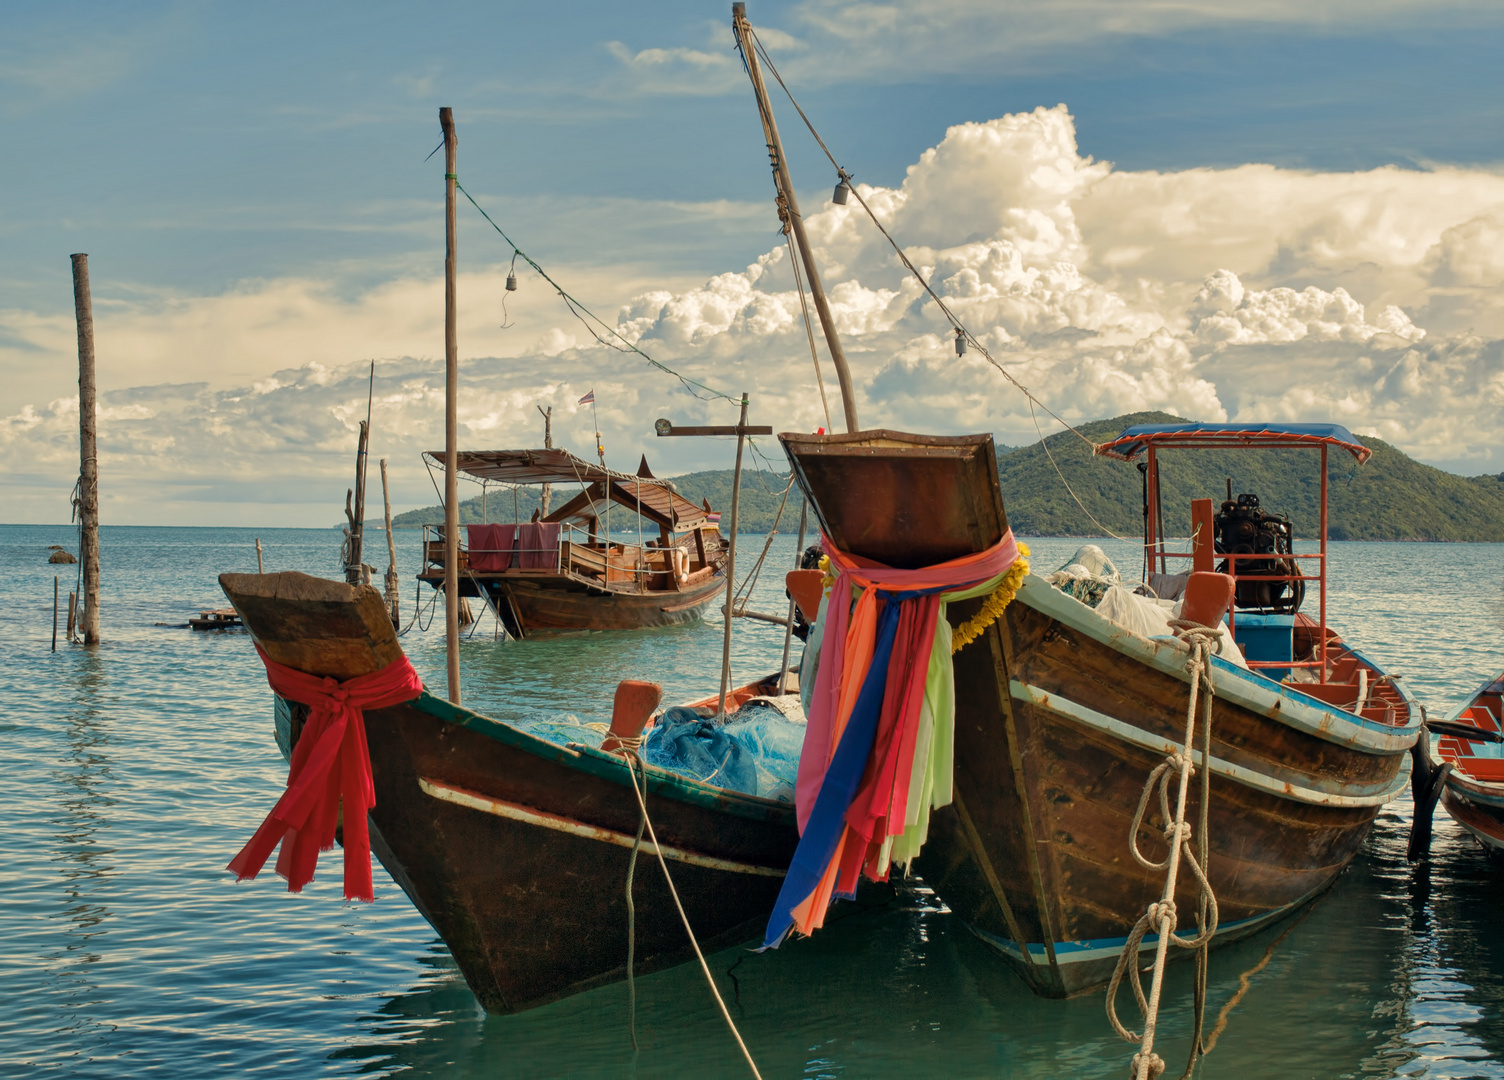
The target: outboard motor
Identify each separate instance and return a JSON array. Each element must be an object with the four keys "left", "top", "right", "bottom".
[{"left": 1214, "top": 490, "right": 1304, "bottom": 614}]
